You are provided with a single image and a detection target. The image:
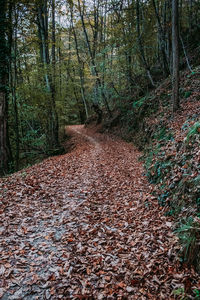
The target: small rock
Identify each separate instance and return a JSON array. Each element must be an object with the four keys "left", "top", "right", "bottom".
[
  {"left": 9, "top": 288, "right": 23, "bottom": 300},
  {"left": 126, "top": 286, "right": 135, "bottom": 292},
  {"left": 45, "top": 289, "right": 51, "bottom": 299},
  {"left": 0, "top": 288, "right": 5, "bottom": 298}
]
